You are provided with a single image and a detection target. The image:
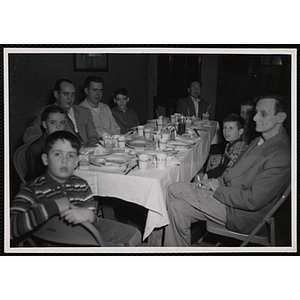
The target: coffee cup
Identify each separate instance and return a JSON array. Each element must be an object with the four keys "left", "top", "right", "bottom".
[
  {"left": 157, "top": 119, "right": 163, "bottom": 131},
  {"left": 202, "top": 113, "right": 209, "bottom": 121},
  {"left": 144, "top": 128, "right": 151, "bottom": 139},
  {"left": 161, "top": 132, "right": 170, "bottom": 141},
  {"left": 170, "top": 115, "right": 176, "bottom": 124},
  {"left": 138, "top": 125, "right": 144, "bottom": 136},
  {"left": 118, "top": 135, "right": 126, "bottom": 148},
  {"left": 159, "top": 138, "right": 167, "bottom": 150},
  {"left": 138, "top": 154, "right": 148, "bottom": 170},
  {"left": 156, "top": 153, "right": 167, "bottom": 169}
]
